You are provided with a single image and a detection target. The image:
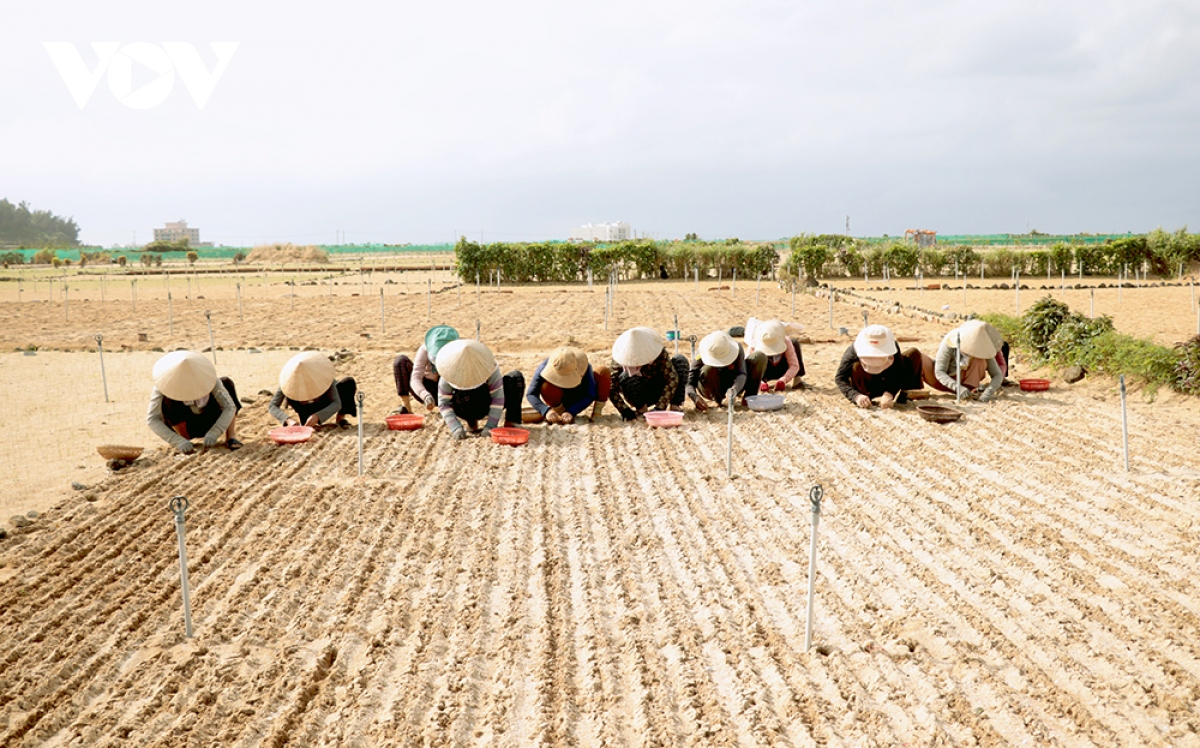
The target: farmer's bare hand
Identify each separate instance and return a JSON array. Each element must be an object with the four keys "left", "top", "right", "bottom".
[
  {"left": 693, "top": 397, "right": 709, "bottom": 413},
  {"left": 304, "top": 415, "right": 320, "bottom": 428},
  {"left": 854, "top": 394, "right": 872, "bottom": 409},
  {"left": 285, "top": 418, "right": 299, "bottom": 427},
  {"left": 560, "top": 412, "right": 575, "bottom": 424},
  {"left": 546, "top": 411, "right": 562, "bottom": 424},
  {"left": 879, "top": 392, "right": 896, "bottom": 410}
]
